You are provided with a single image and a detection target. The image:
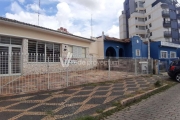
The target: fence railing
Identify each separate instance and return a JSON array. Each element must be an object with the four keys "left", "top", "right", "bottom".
[{"left": 0, "top": 53, "right": 153, "bottom": 95}]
